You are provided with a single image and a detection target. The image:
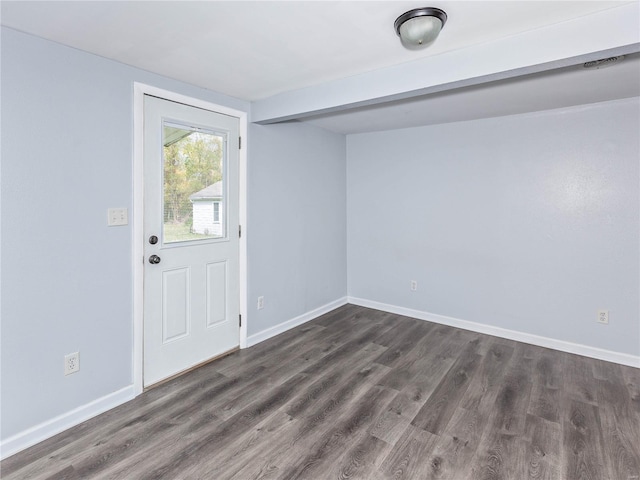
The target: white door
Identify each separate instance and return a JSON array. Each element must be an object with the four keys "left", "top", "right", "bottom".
[{"left": 143, "top": 95, "right": 240, "bottom": 387}]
